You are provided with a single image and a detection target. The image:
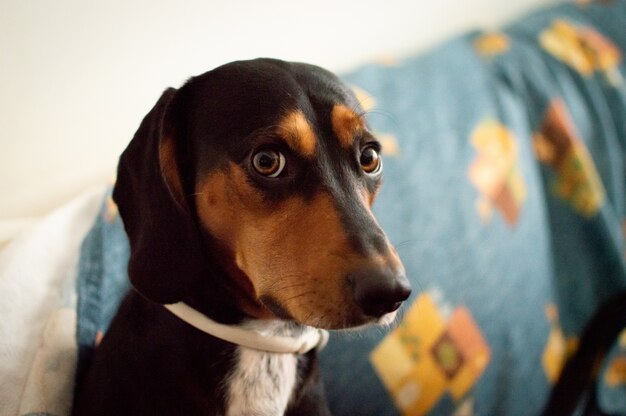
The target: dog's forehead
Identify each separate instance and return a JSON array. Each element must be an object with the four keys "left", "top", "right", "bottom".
[
  {"left": 183, "top": 59, "right": 365, "bottom": 167},
  {"left": 188, "top": 59, "right": 362, "bottom": 142},
  {"left": 212, "top": 59, "right": 356, "bottom": 106}
]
